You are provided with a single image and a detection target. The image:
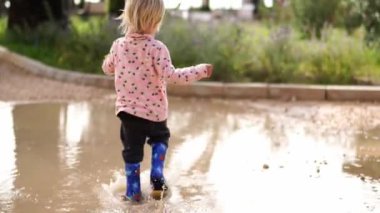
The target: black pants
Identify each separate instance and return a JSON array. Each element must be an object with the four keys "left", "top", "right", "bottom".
[{"left": 117, "top": 111, "right": 170, "bottom": 164}]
